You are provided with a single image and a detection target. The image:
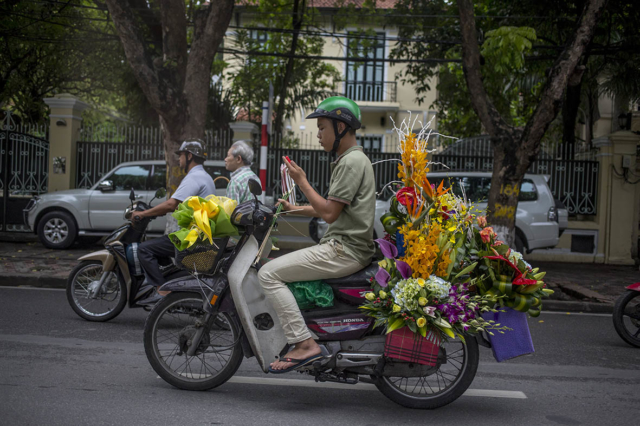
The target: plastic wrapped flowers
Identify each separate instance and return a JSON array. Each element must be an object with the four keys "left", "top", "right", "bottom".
[
  {"left": 360, "top": 115, "right": 552, "bottom": 340},
  {"left": 469, "top": 219, "right": 553, "bottom": 317},
  {"left": 169, "top": 195, "right": 239, "bottom": 250},
  {"left": 361, "top": 238, "right": 505, "bottom": 340}
]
